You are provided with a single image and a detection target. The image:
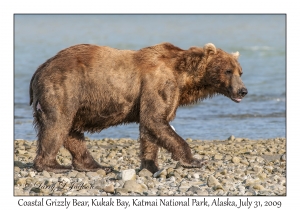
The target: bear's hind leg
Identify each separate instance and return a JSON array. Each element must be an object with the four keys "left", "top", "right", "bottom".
[
  {"left": 139, "top": 129, "right": 159, "bottom": 173},
  {"left": 64, "top": 131, "right": 112, "bottom": 173},
  {"left": 33, "top": 120, "right": 72, "bottom": 173}
]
